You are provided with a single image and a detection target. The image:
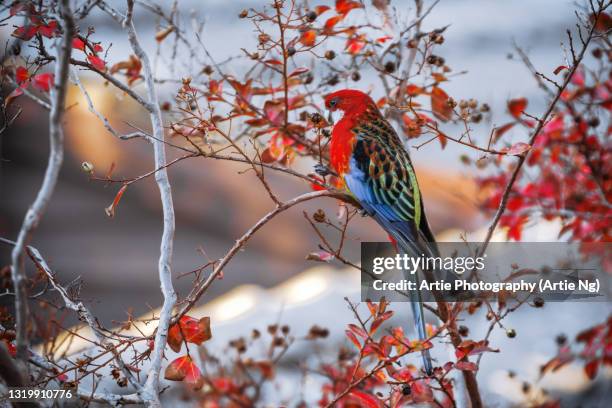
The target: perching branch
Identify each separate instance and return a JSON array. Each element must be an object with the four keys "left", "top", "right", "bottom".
[{"left": 174, "top": 189, "right": 355, "bottom": 320}]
